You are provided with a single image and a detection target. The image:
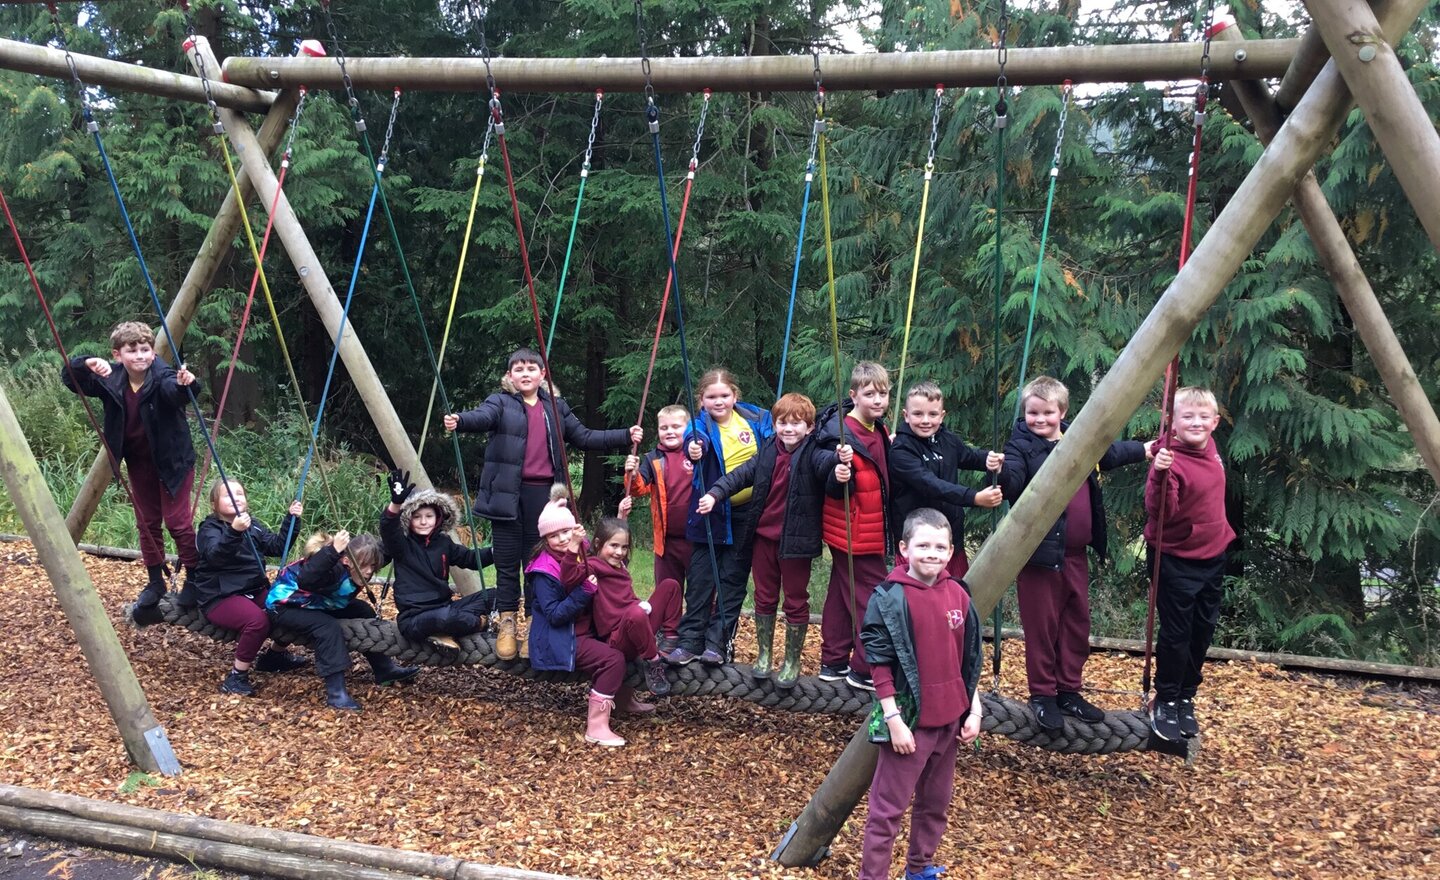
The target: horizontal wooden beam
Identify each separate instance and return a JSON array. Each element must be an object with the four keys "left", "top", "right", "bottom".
[
  {"left": 221, "top": 39, "right": 1301, "bottom": 93},
  {"left": 0, "top": 37, "right": 273, "bottom": 112}
]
